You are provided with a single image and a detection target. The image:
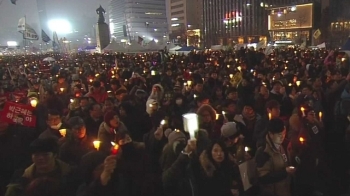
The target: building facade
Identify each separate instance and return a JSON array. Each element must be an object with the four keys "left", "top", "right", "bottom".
[
  {"left": 328, "top": 0, "right": 350, "bottom": 47},
  {"left": 109, "top": 0, "right": 168, "bottom": 44},
  {"left": 167, "top": 0, "right": 202, "bottom": 46},
  {"left": 202, "top": 0, "right": 318, "bottom": 47},
  {"left": 268, "top": 3, "right": 321, "bottom": 45}
]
